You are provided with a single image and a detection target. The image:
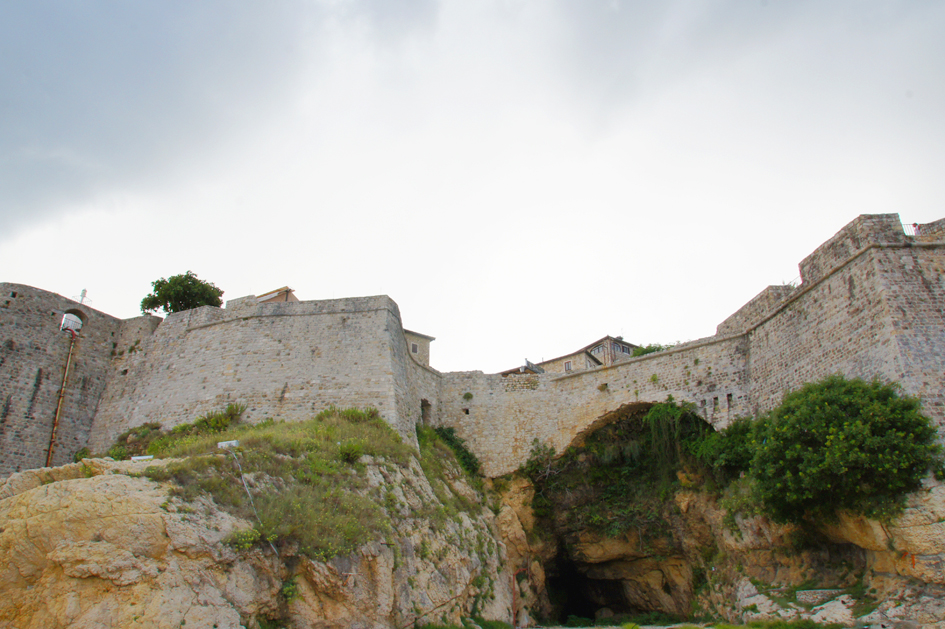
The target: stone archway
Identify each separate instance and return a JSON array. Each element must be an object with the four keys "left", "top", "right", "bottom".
[{"left": 565, "top": 401, "right": 654, "bottom": 451}]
